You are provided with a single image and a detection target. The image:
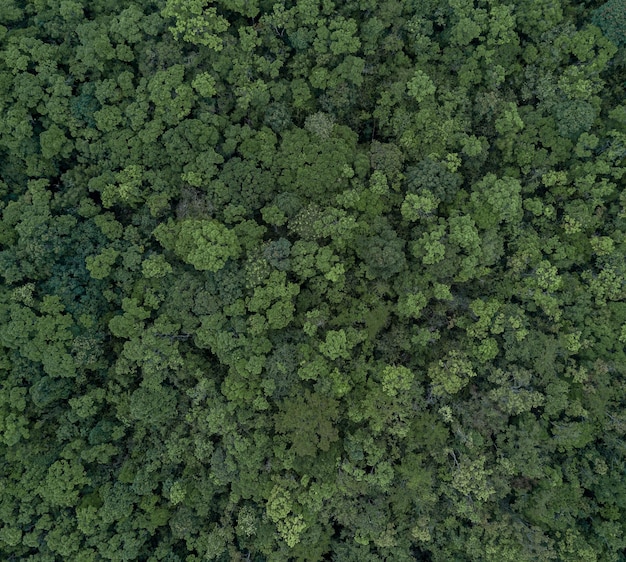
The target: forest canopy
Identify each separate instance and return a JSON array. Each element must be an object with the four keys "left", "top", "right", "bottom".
[{"left": 0, "top": 0, "right": 625, "bottom": 560}]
